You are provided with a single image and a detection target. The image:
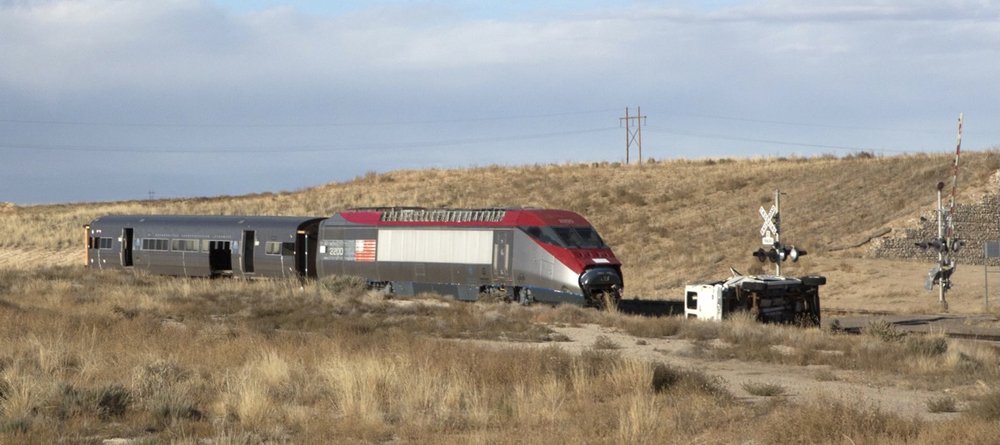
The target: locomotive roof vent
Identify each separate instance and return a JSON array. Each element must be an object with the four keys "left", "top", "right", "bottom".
[{"left": 380, "top": 208, "right": 507, "bottom": 223}]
